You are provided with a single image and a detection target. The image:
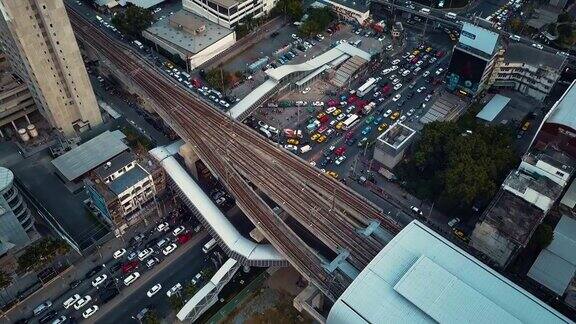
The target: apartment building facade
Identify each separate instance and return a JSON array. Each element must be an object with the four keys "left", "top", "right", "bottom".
[
  {"left": 182, "top": 0, "right": 276, "bottom": 29},
  {"left": 0, "top": 0, "right": 102, "bottom": 136}
]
